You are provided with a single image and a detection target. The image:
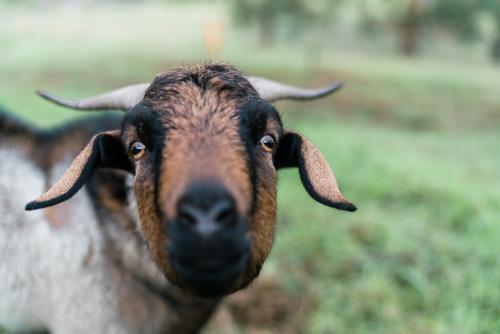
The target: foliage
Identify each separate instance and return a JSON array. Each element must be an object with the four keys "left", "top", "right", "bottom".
[
  {"left": 430, "top": 0, "right": 500, "bottom": 61},
  {"left": 357, "top": 0, "right": 500, "bottom": 60},
  {"left": 231, "top": 0, "right": 339, "bottom": 44},
  {"left": 428, "top": 0, "right": 480, "bottom": 39}
]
